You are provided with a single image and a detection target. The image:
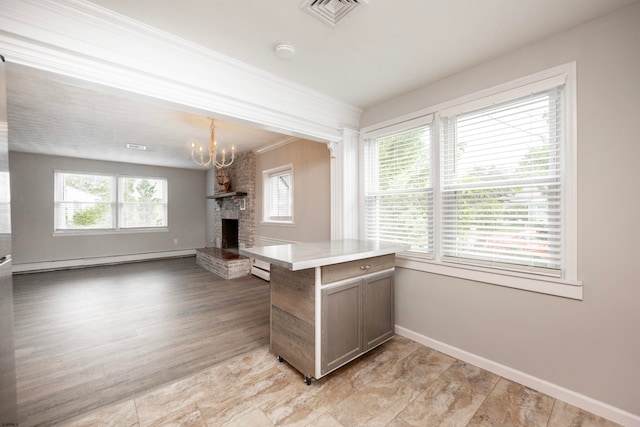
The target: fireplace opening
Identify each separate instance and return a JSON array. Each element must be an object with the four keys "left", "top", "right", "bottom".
[{"left": 221, "top": 219, "right": 239, "bottom": 250}]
